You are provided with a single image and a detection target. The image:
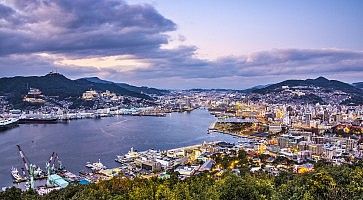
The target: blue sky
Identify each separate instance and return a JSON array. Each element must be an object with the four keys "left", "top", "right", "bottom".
[
  {"left": 0, "top": 0, "right": 362, "bottom": 89},
  {"left": 130, "top": 0, "right": 363, "bottom": 57}
]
